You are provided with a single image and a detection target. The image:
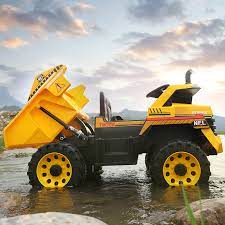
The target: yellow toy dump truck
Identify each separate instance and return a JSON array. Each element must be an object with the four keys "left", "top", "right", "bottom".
[{"left": 3, "top": 66, "right": 223, "bottom": 188}]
